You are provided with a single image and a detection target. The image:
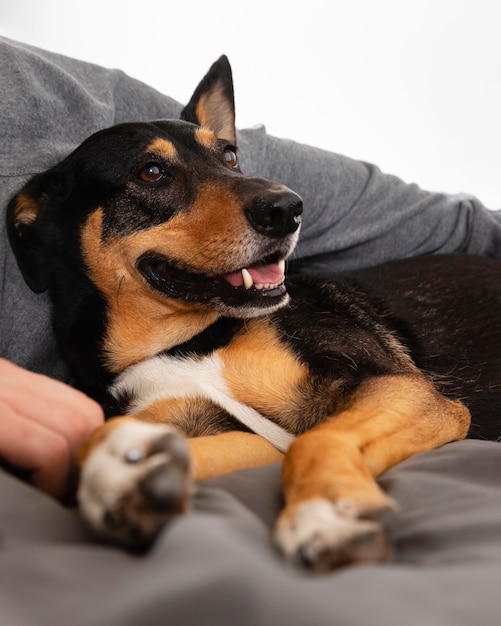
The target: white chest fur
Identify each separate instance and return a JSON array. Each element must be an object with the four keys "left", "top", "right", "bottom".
[{"left": 110, "top": 352, "right": 295, "bottom": 453}]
